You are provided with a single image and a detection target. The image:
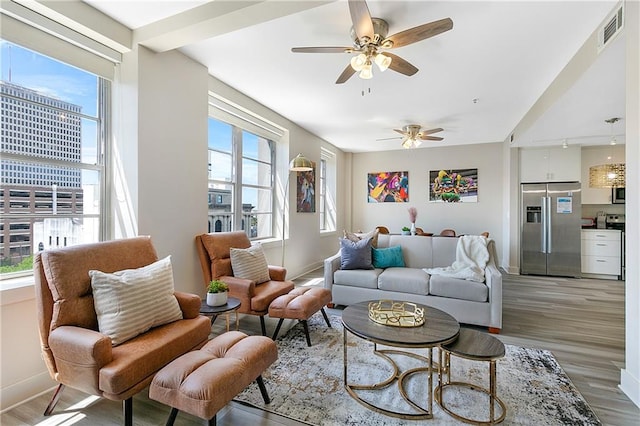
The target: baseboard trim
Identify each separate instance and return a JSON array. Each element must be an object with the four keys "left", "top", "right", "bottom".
[
  {"left": 620, "top": 369, "right": 640, "bottom": 409},
  {"left": 0, "top": 371, "right": 56, "bottom": 413}
]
